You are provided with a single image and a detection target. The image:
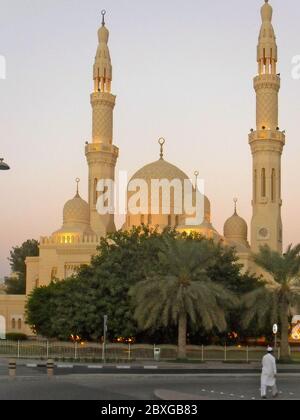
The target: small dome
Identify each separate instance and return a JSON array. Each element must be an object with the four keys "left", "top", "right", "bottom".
[
  {"left": 224, "top": 202, "right": 248, "bottom": 243},
  {"left": 63, "top": 193, "right": 90, "bottom": 226},
  {"left": 261, "top": 0, "right": 272, "bottom": 22}
]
